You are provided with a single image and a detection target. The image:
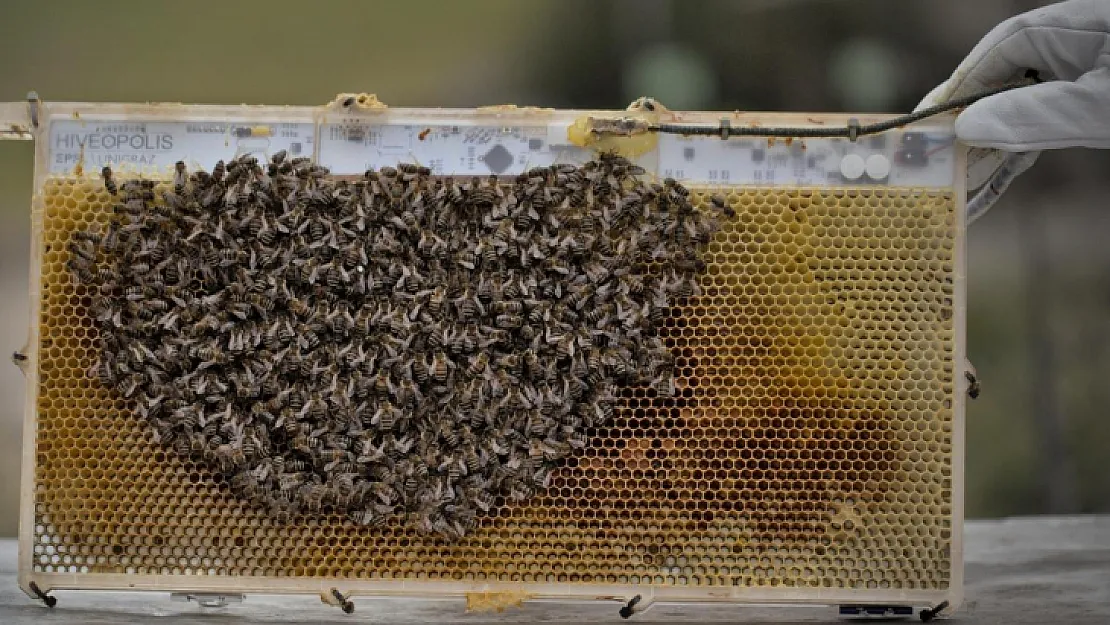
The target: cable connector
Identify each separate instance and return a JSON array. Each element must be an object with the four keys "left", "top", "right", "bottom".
[
  {"left": 847, "top": 118, "right": 861, "bottom": 142},
  {"left": 718, "top": 118, "right": 732, "bottom": 140}
]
